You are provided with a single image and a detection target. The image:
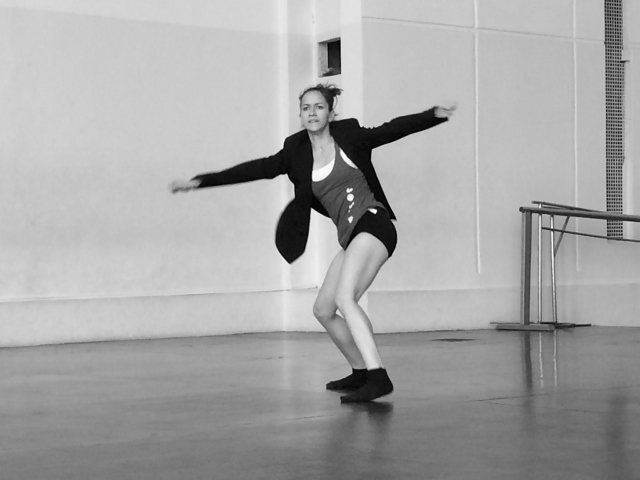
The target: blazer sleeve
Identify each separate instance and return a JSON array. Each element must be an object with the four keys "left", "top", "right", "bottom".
[
  {"left": 357, "top": 107, "right": 448, "bottom": 150},
  {"left": 191, "top": 148, "right": 288, "bottom": 188}
]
